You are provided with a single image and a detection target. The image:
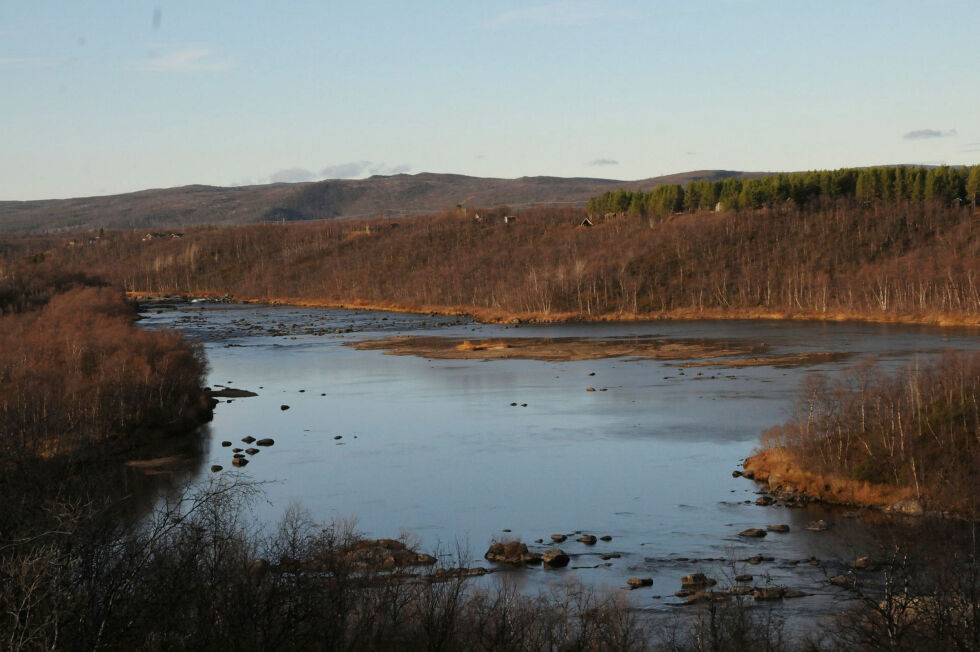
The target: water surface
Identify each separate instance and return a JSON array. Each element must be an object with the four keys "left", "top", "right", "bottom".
[{"left": 142, "top": 303, "right": 980, "bottom": 618}]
